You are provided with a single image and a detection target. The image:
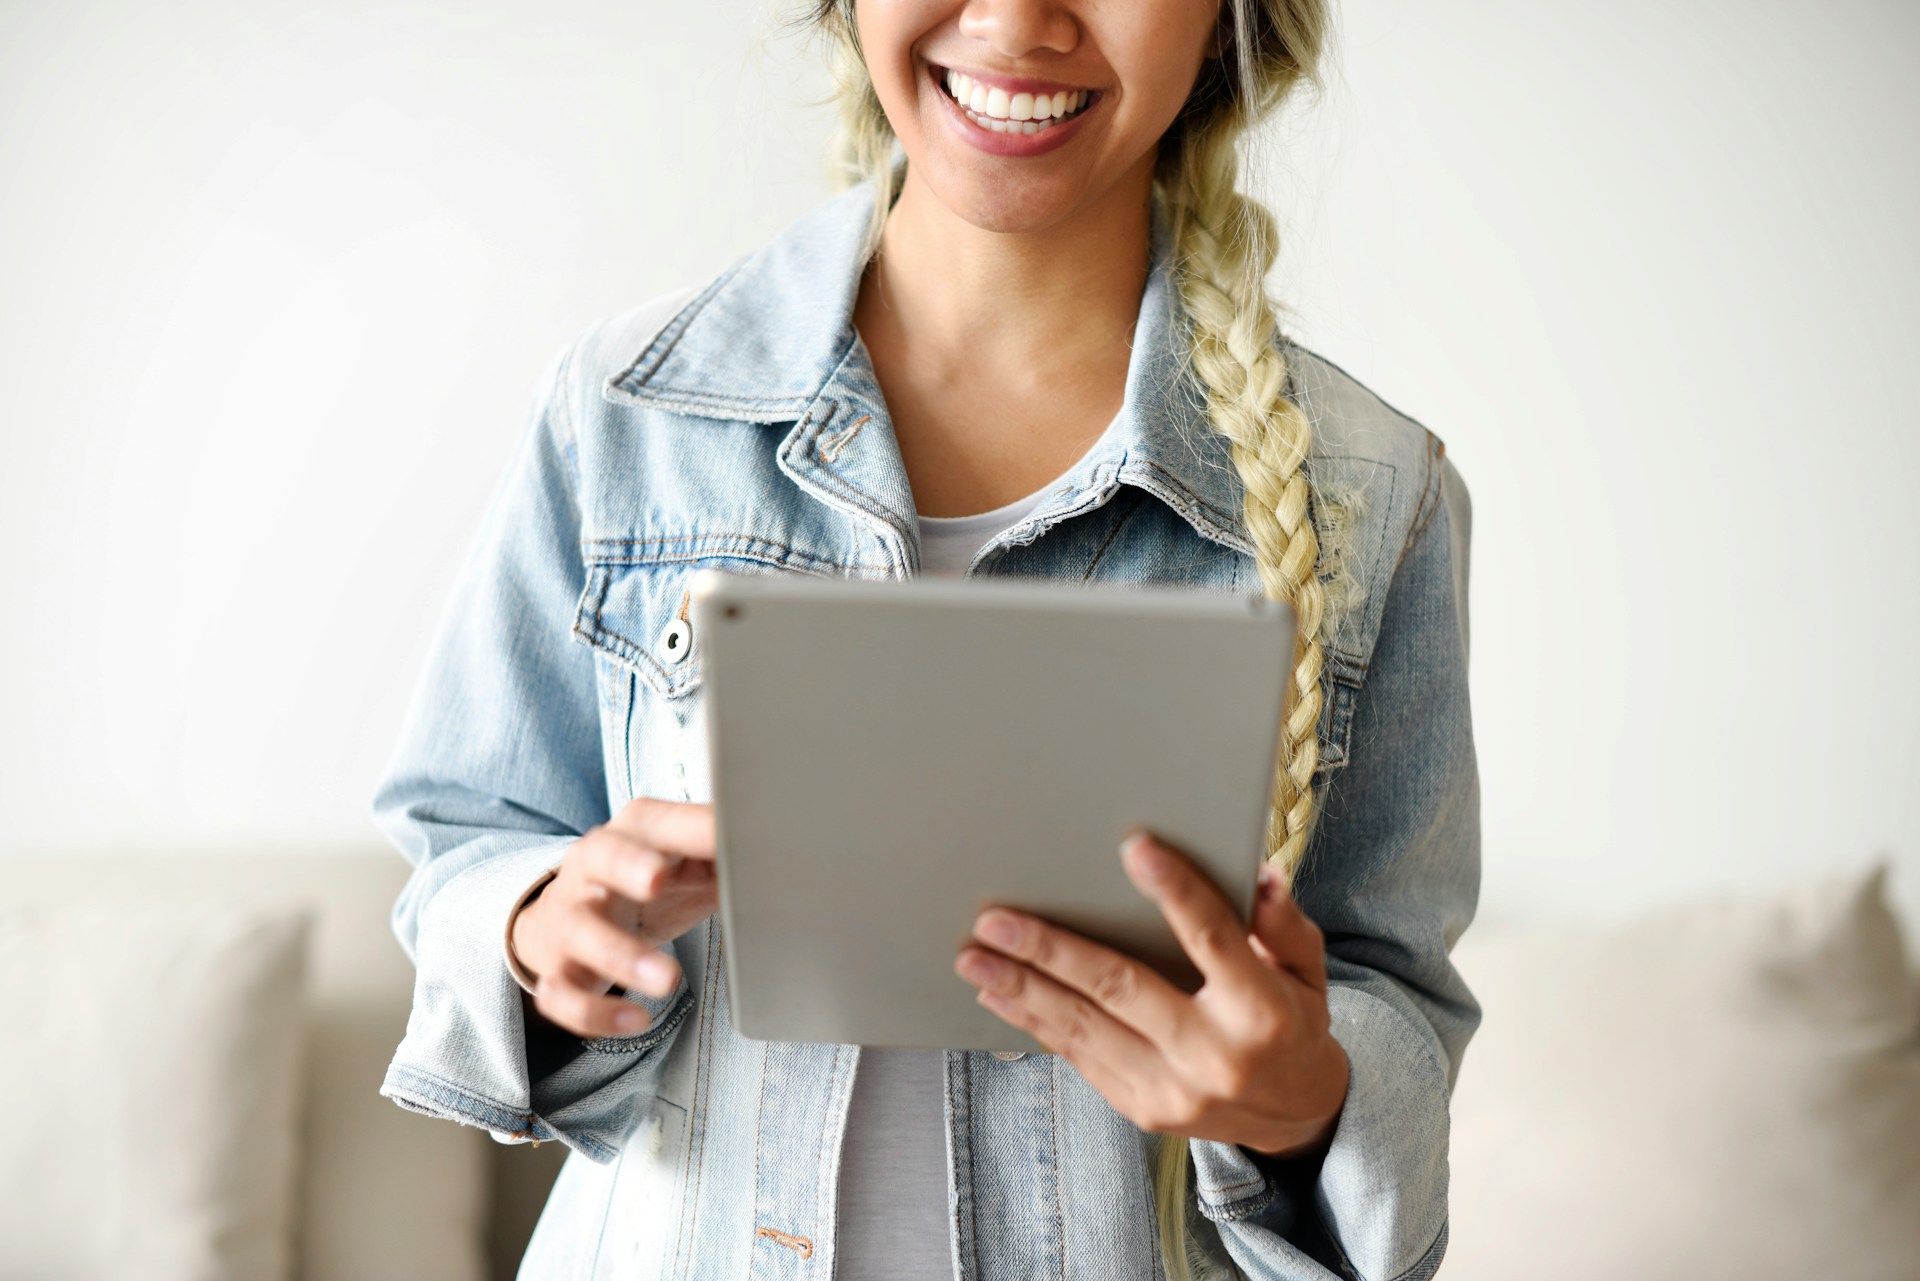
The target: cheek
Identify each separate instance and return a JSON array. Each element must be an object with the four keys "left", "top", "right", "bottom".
[
  {"left": 854, "top": 2, "right": 937, "bottom": 105},
  {"left": 1114, "top": 8, "right": 1220, "bottom": 122}
]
